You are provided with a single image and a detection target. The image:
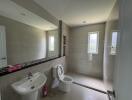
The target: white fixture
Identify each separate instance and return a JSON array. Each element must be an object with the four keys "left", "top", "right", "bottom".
[
  {"left": 52, "top": 64, "right": 73, "bottom": 92},
  {"left": 11, "top": 72, "right": 47, "bottom": 100}
]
